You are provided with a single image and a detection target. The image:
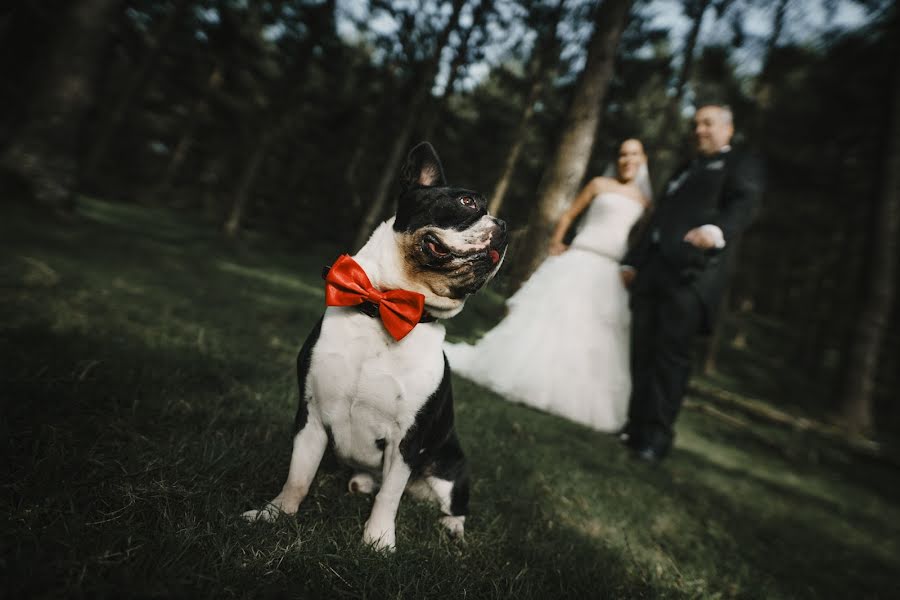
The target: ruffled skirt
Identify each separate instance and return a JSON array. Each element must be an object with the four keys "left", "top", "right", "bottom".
[{"left": 444, "top": 248, "right": 631, "bottom": 432}]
